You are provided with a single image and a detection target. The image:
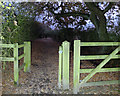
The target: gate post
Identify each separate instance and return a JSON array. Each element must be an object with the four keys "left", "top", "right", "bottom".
[
  {"left": 73, "top": 40, "right": 80, "bottom": 94},
  {"left": 62, "top": 41, "right": 70, "bottom": 89},
  {"left": 14, "top": 43, "right": 19, "bottom": 85},
  {"left": 24, "top": 42, "right": 31, "bottom": 72},
  {"left": 58, "top": 46, "right": 62, "bottom": 88}
]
